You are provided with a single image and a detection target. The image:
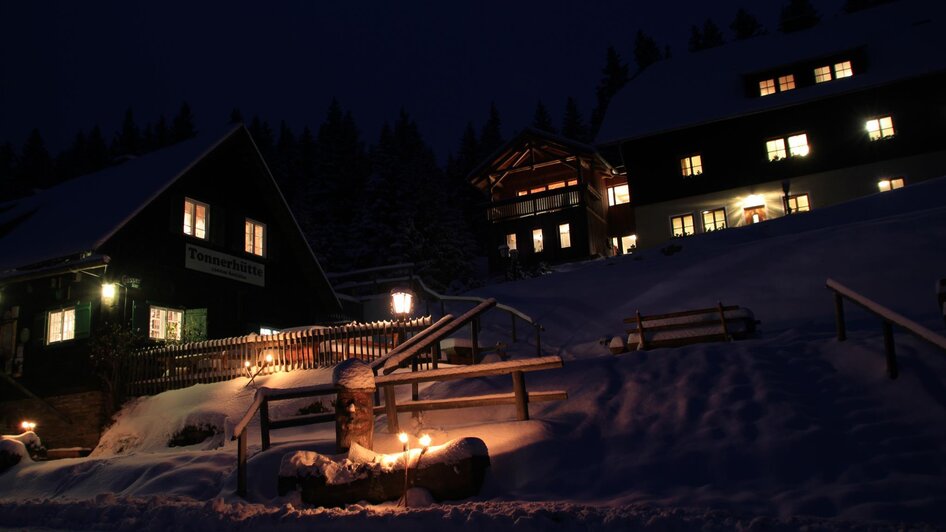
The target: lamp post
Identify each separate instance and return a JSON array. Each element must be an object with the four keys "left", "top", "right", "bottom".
[{"left": 390, "top": 287, "right": 419, "bottom": 404}]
